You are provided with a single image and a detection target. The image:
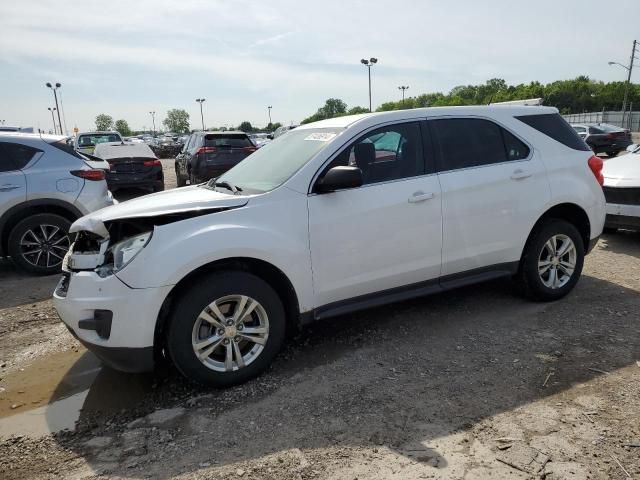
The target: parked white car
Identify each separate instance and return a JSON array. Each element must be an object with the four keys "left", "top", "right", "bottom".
[
  {"left": 54, "top": 106, "right": 605, "bottom": 386},
  {"left": 602, "top": 150, "right": 640, "bottom": 232}
]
